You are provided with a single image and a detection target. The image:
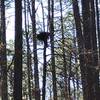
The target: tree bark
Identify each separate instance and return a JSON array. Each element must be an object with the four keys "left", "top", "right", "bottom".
[
  {"left": 31, "top": 0, "right": 40, "bottom": 100},
  {"left": 60, "top": 0, "right": 69, "bottom": 99},
  {"left": 96, "top": 0, "right": 100, "bottom": 57},
  {"left": 90, "top": 0, "right": 100, "bottom": 99},
  {"left": 50, "top": 0, "right": 57, "bottom": 100},
  {"left": 82, "top": 0, "right": 98, "bottom": 99},
  {"left": 72, "top": 0, "right": 87, "bottom": 100},
  {"left": 0, "top": 0, "right": 8, "bottom": 100},
  {"left": 24, "top": 0, "right": 32, "bottom": 99},
  {"left": 42, "top": 44, "right": 47, "bottom": 100},
  {"left": 14, "top": 0, "right": 22, "bottom": 100}
]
